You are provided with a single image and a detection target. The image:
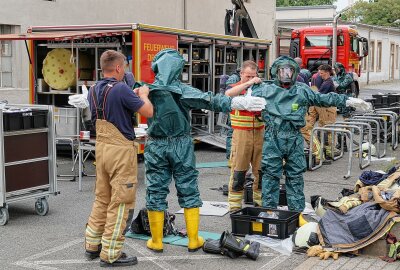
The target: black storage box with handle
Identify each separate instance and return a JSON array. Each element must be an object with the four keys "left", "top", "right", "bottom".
[
  {"left": 3, "top": 109, "right": 48, "bottom": 131},
  {"left": 230, "top": 207, "right": 299, "bottom": 239}
]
